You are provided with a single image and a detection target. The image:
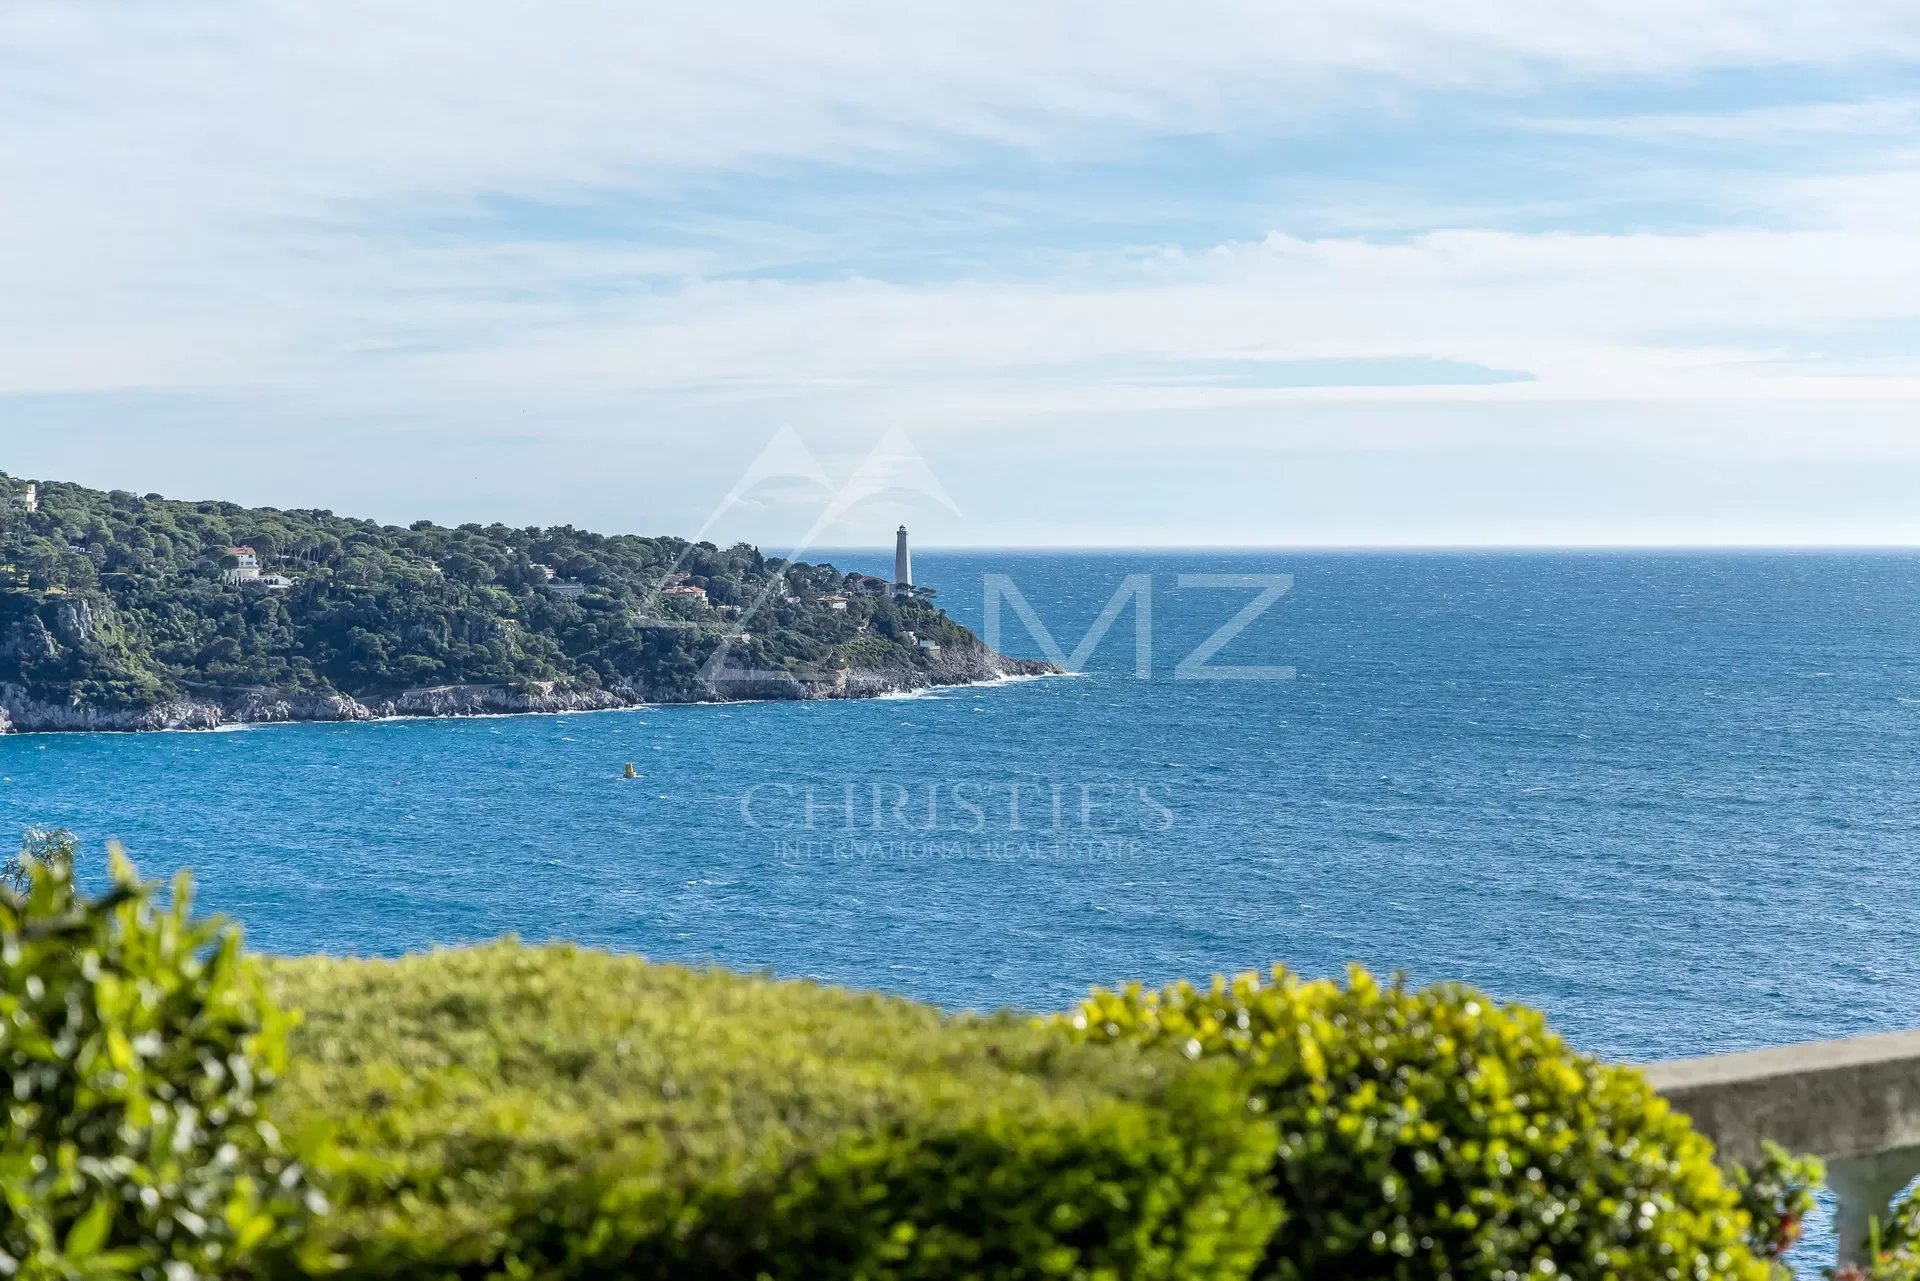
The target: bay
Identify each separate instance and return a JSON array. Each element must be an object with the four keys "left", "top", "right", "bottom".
[{"left": 9, "top": 549, "right": 1920, "bottom": 1064}]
